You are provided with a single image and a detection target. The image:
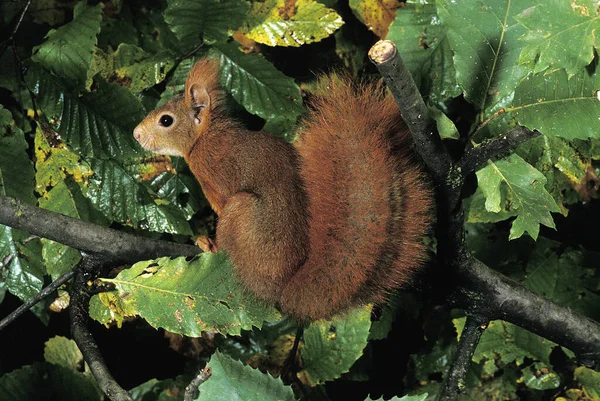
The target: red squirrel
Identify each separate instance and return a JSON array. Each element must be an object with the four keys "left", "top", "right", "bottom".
[{"left": 133, "top": 58, "right": 432, "bottom": 322}]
